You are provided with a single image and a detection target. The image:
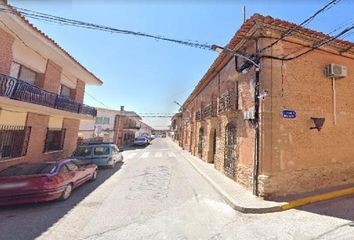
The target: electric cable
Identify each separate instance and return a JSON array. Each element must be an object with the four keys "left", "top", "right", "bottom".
[{"left": 260, "top": 0, "right": 342, "bottom": 52}]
